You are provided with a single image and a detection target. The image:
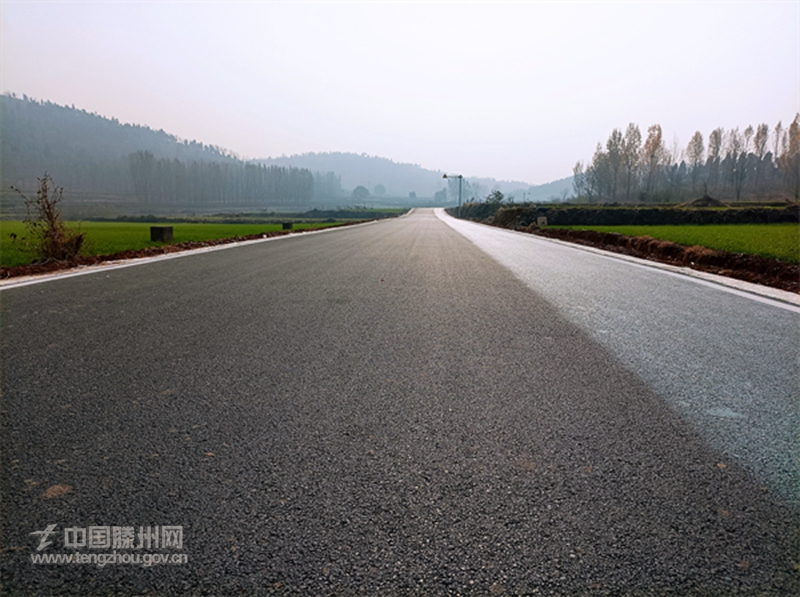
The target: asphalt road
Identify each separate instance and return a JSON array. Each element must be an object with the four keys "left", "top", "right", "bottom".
[{"left": 1, "top": 208, "right": 798, "bottom": 596}]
